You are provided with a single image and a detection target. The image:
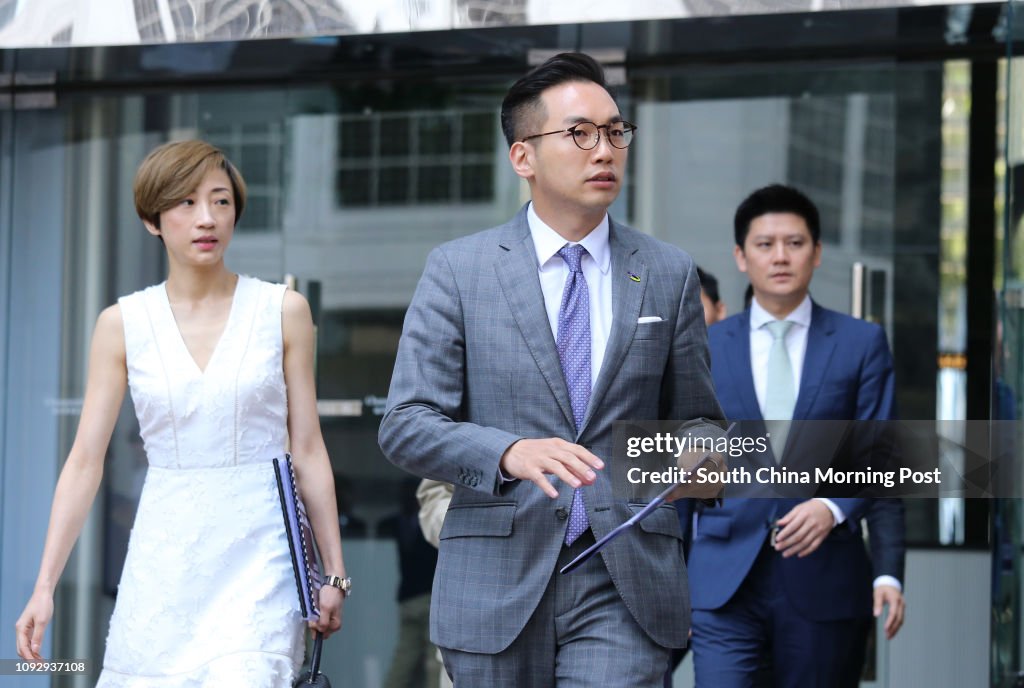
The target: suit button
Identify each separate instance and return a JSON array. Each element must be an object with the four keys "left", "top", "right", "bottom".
[{"left": 556, "top": 507, "right": 568, "bottom": 520}]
